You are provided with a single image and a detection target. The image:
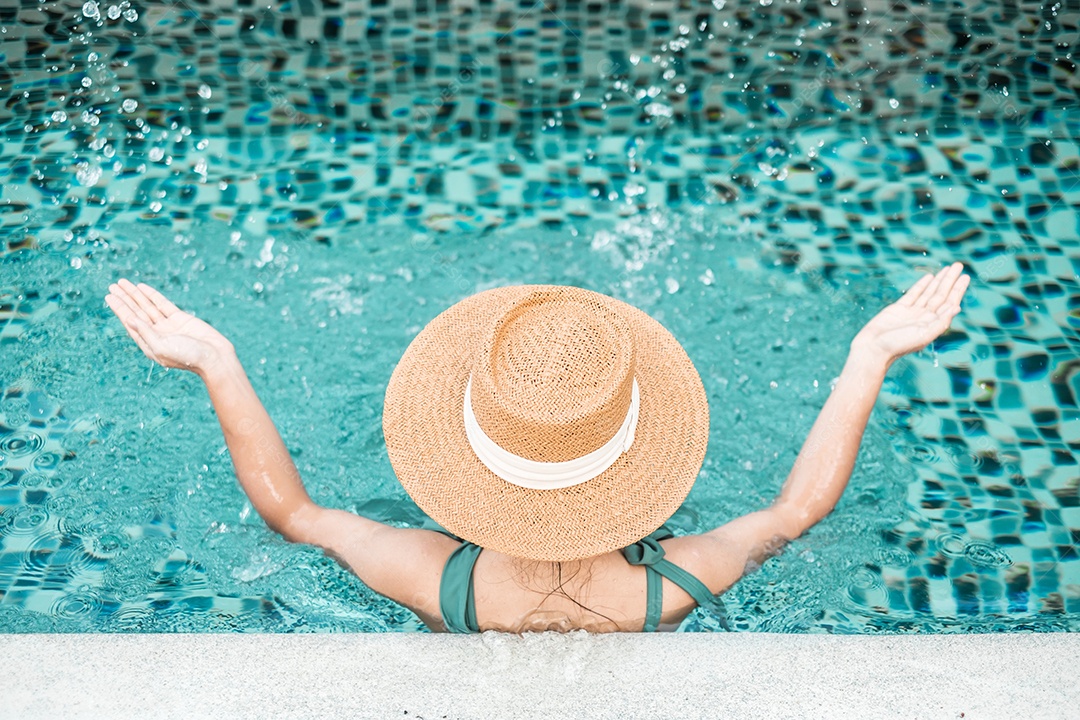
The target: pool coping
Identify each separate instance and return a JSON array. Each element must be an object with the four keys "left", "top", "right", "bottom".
[{"left": 3, "top": 632, "right": 1075, "bottom": 719}]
